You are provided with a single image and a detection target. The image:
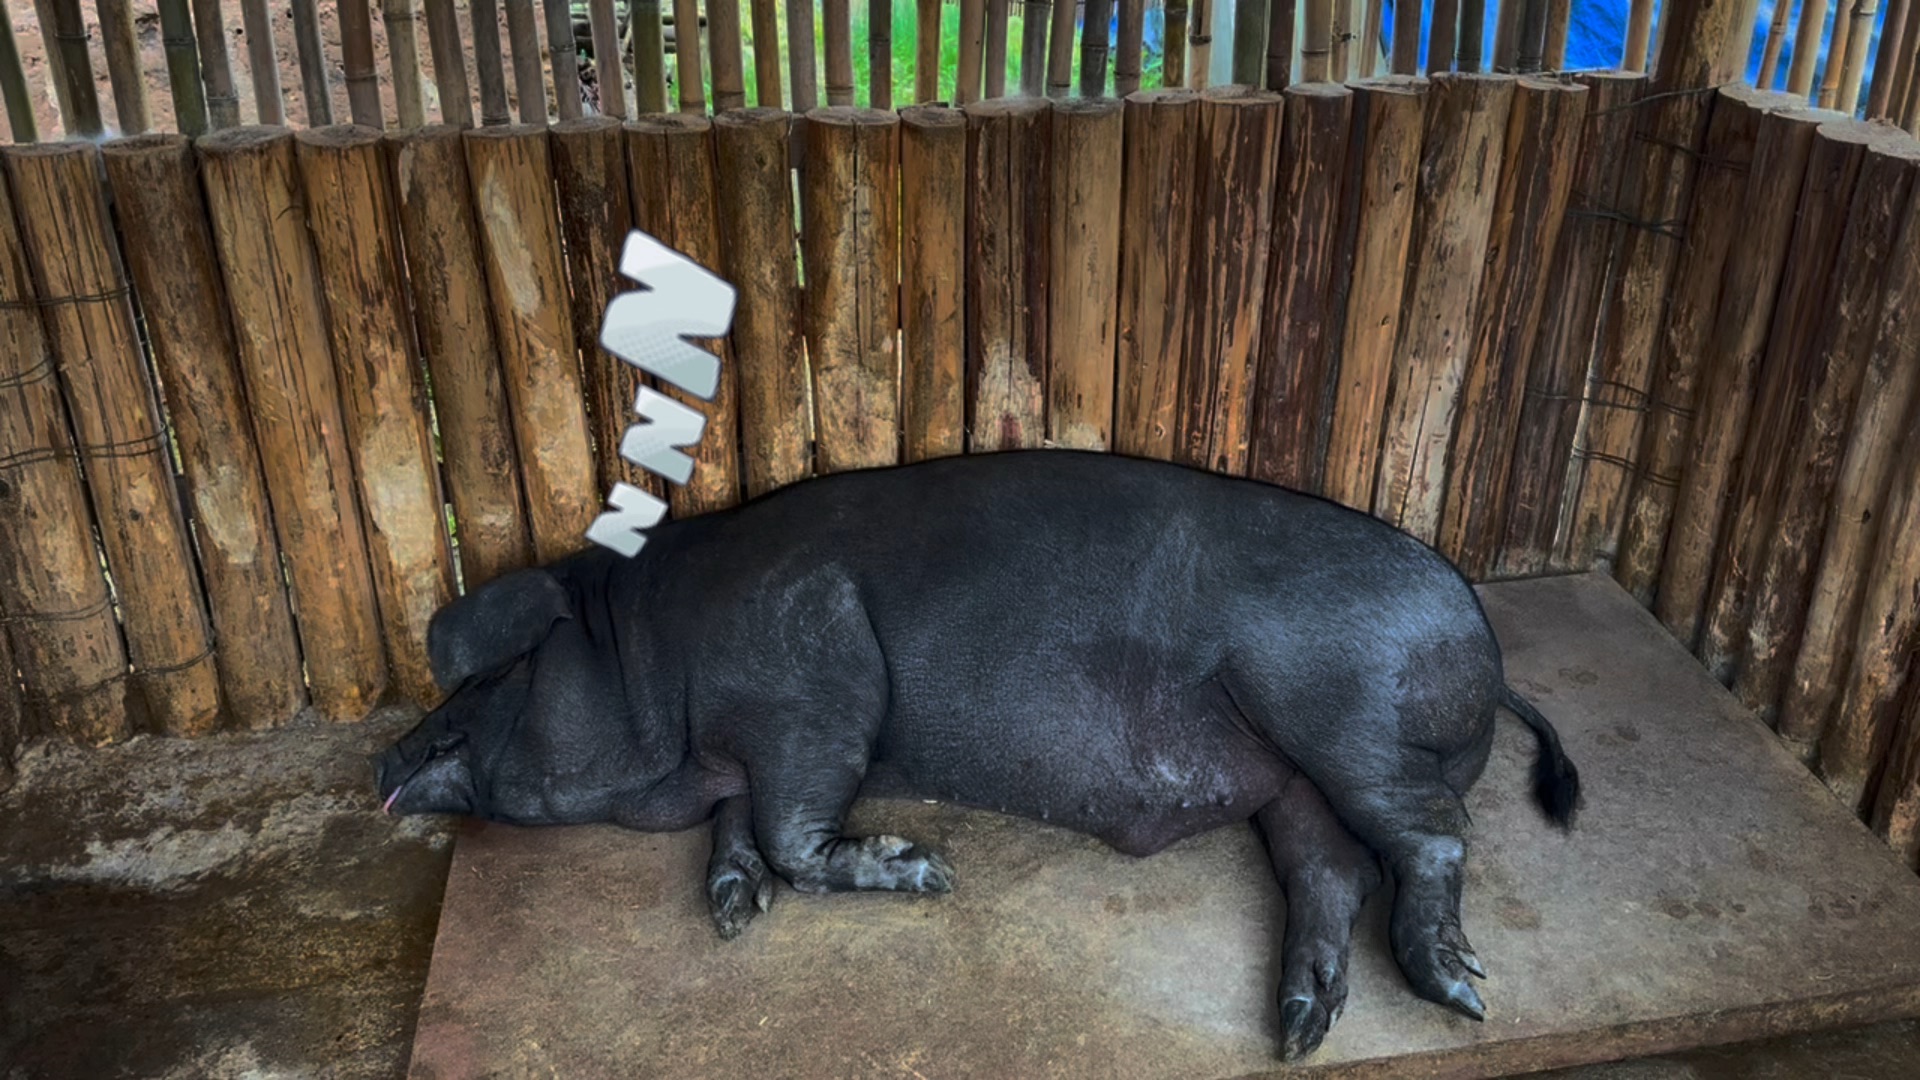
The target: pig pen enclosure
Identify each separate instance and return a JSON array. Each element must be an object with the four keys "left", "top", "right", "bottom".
[{"left": 7, "top": 1, "right": 1920, "bottom": 1077}]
